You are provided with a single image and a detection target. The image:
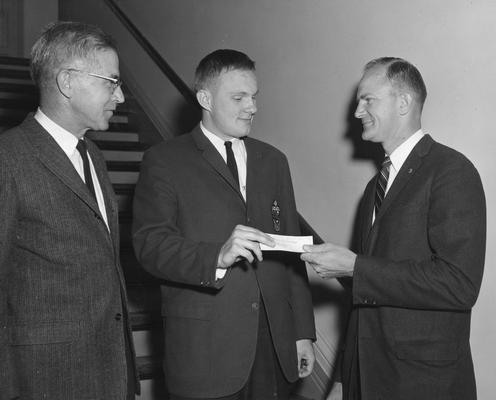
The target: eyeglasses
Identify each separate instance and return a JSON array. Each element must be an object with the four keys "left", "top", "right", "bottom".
[{"left": 67, "top": 68, "right": 123, "bottom": 93}]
